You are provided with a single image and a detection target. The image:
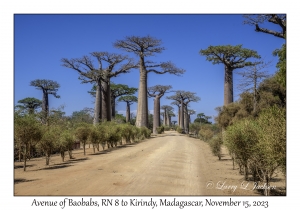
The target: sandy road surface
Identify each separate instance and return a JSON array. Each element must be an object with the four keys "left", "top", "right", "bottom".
[{"left": 14, "top": 131, "right": 260, "bottom": 196}]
